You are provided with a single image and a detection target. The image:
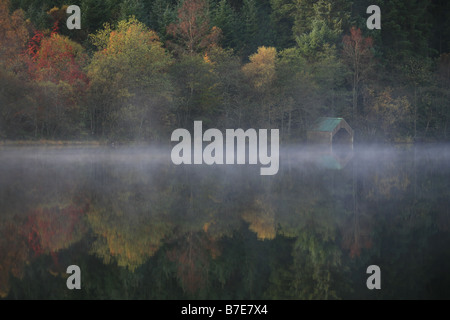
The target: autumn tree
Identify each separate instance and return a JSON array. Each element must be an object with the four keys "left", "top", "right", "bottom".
[
  {"left": 46, "top": 5, "right": 67, "bottom": 33},
  {"left": 340, "top": 207, "right": 374, "bottom": 259},
  {"left": 166, "top": 0, "right": 221, "bottom": 56},
  {"left": 0, "top": 0, "right": 29, "bottom": 69},
  {"left": 364, "top": 87, "right": 412, "bottom": 141},
  {"left": 28, "top": 33, "right": 88, "bottom": 85},
  {"left": 0, "top": 1, "right": 33, "bottom": 138},
  {"left": 25, "top": 32, "right": 89, "bottom": 137},
  {"left": 242, "top": 46, "right": 277, "bottom": 127},
  {"left": 242, "top": 197, "right": 276, "bottom": 241},
  {"left": 242, "top": 46, "right": 276, "bottom": 90},
  {"left": 1, "top": 7, "right": 89, "bottom": 139},
  {"left": 342, "top": 27, "right": 374, "bottom": 123},
  {"left": 26, "top": 205, "right": 87, "bottom": 257},
  {"left": 87, "top": 17, "right": 173, "bottom": 139},
  {"left": 88, "top": 205, "right": 171, "bottom": 272}
]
